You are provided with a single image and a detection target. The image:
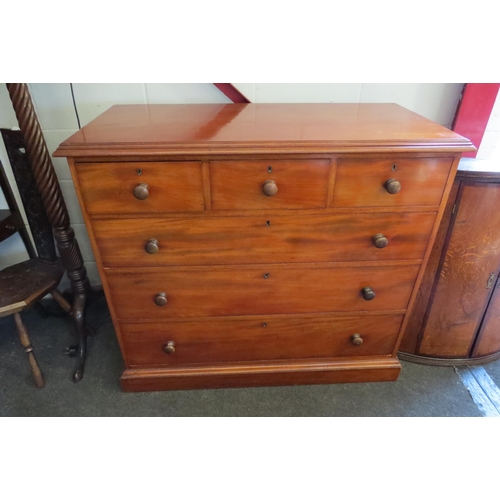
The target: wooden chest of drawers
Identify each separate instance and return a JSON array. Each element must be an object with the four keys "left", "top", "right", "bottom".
[{"left": 54, "top": 103, "right": 473, "bottom": 391}]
